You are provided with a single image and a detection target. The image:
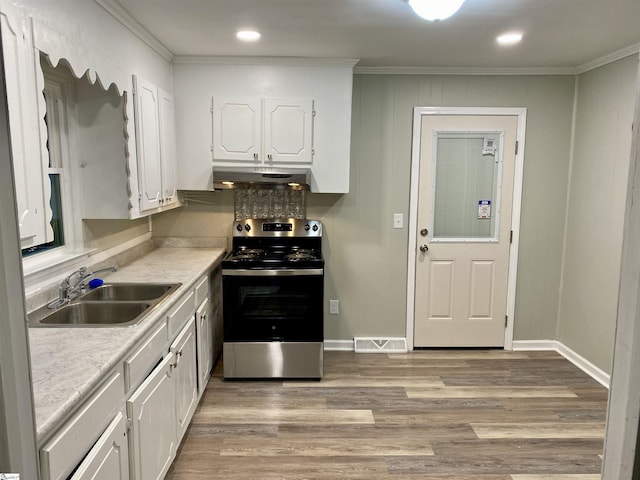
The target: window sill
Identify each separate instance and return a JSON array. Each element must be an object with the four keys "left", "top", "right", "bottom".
[{"left": 23, "top": 247, "right": 97, "bottom": 294}]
